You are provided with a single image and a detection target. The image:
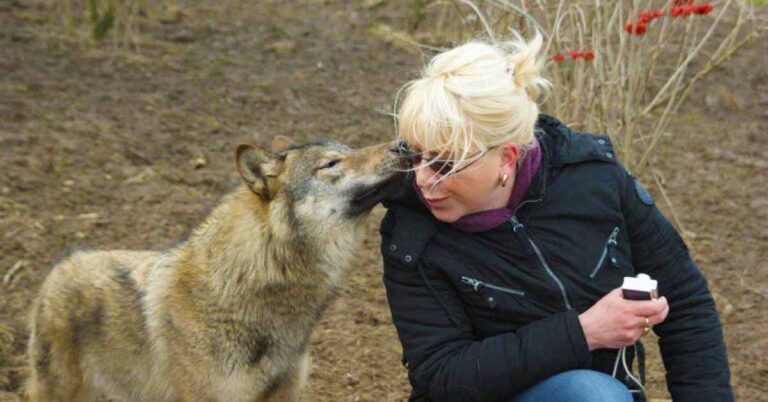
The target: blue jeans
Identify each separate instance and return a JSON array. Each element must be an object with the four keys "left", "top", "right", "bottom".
[{"left": 511, "top": 370, "right": 633, "bottom": 402}]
